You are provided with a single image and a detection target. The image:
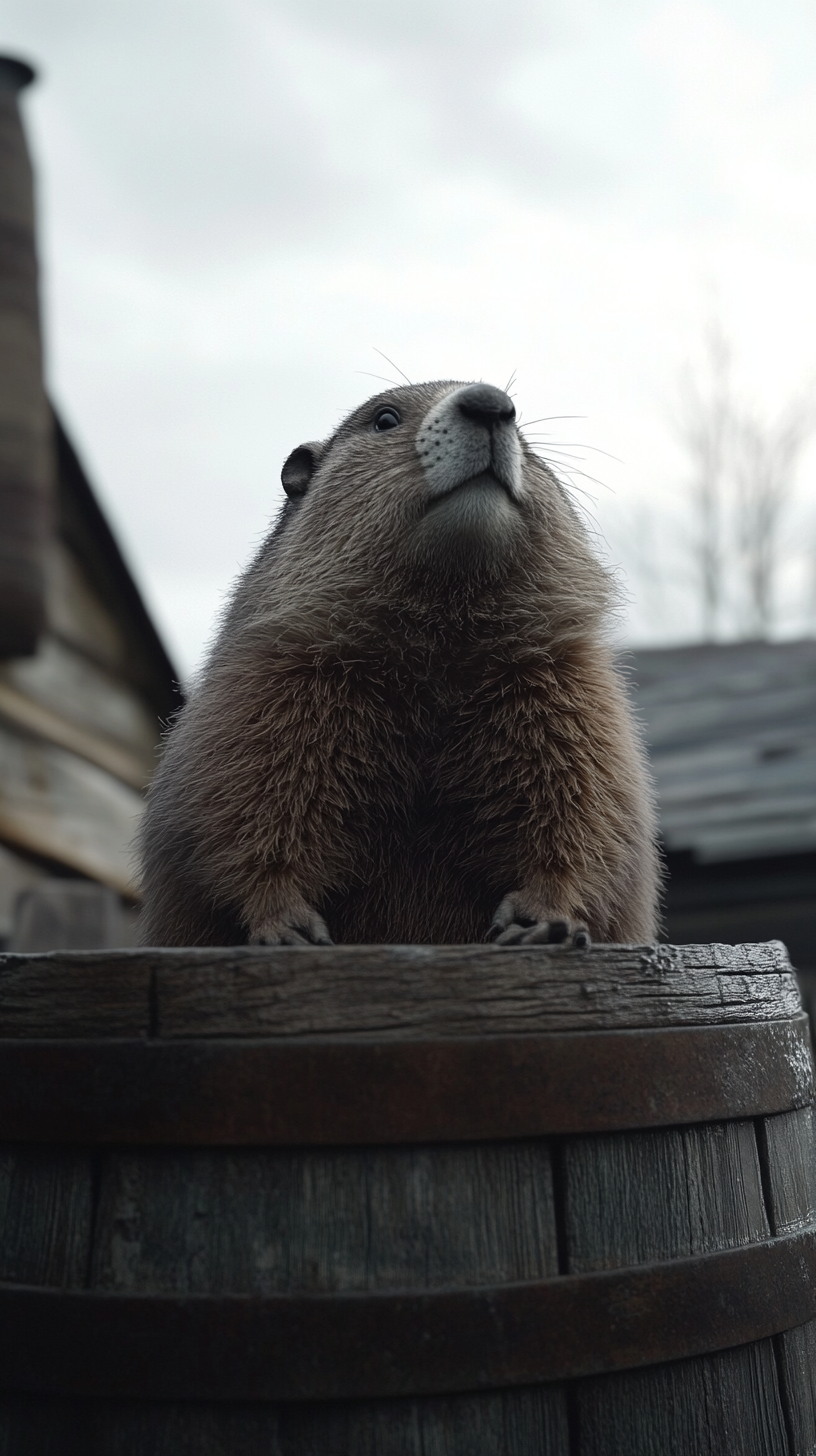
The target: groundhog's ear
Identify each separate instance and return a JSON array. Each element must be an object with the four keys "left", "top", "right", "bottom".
[{"left": 281, "top": 441, "right": 324, "bottom": 499}]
